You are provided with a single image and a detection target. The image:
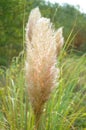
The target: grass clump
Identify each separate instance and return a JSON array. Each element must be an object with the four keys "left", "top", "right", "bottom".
[
  {"left": 0, "top": 7, "right": 86, "bottom": 130},
  {"left": 0, "top": 53, "right": 86, "bottom": 130},
  {"left": 0, "top": 51, "right": 86, "bottom": 130}
]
